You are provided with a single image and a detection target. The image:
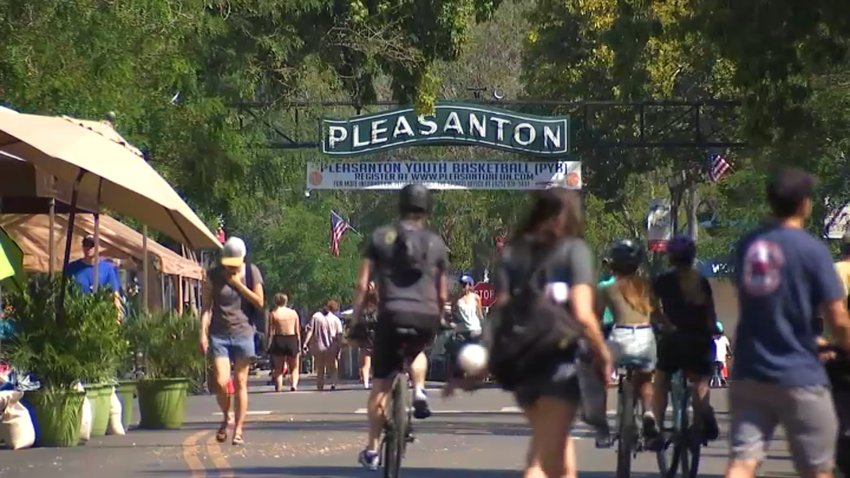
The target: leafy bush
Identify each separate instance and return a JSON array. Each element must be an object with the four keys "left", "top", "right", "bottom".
[
  {"left": 124, "top": 311, "right": 204, "bottom": 390},
  {"left": 5, "top": 277, "right": 128, "bottom": 389}
]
